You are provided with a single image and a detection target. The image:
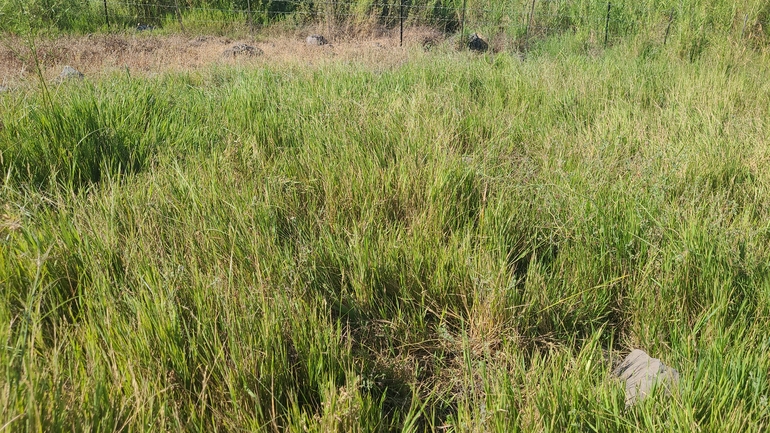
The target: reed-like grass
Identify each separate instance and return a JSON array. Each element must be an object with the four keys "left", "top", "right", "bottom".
[{"left": 1, "top": 30, "right": 770, "bottom": 431}]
